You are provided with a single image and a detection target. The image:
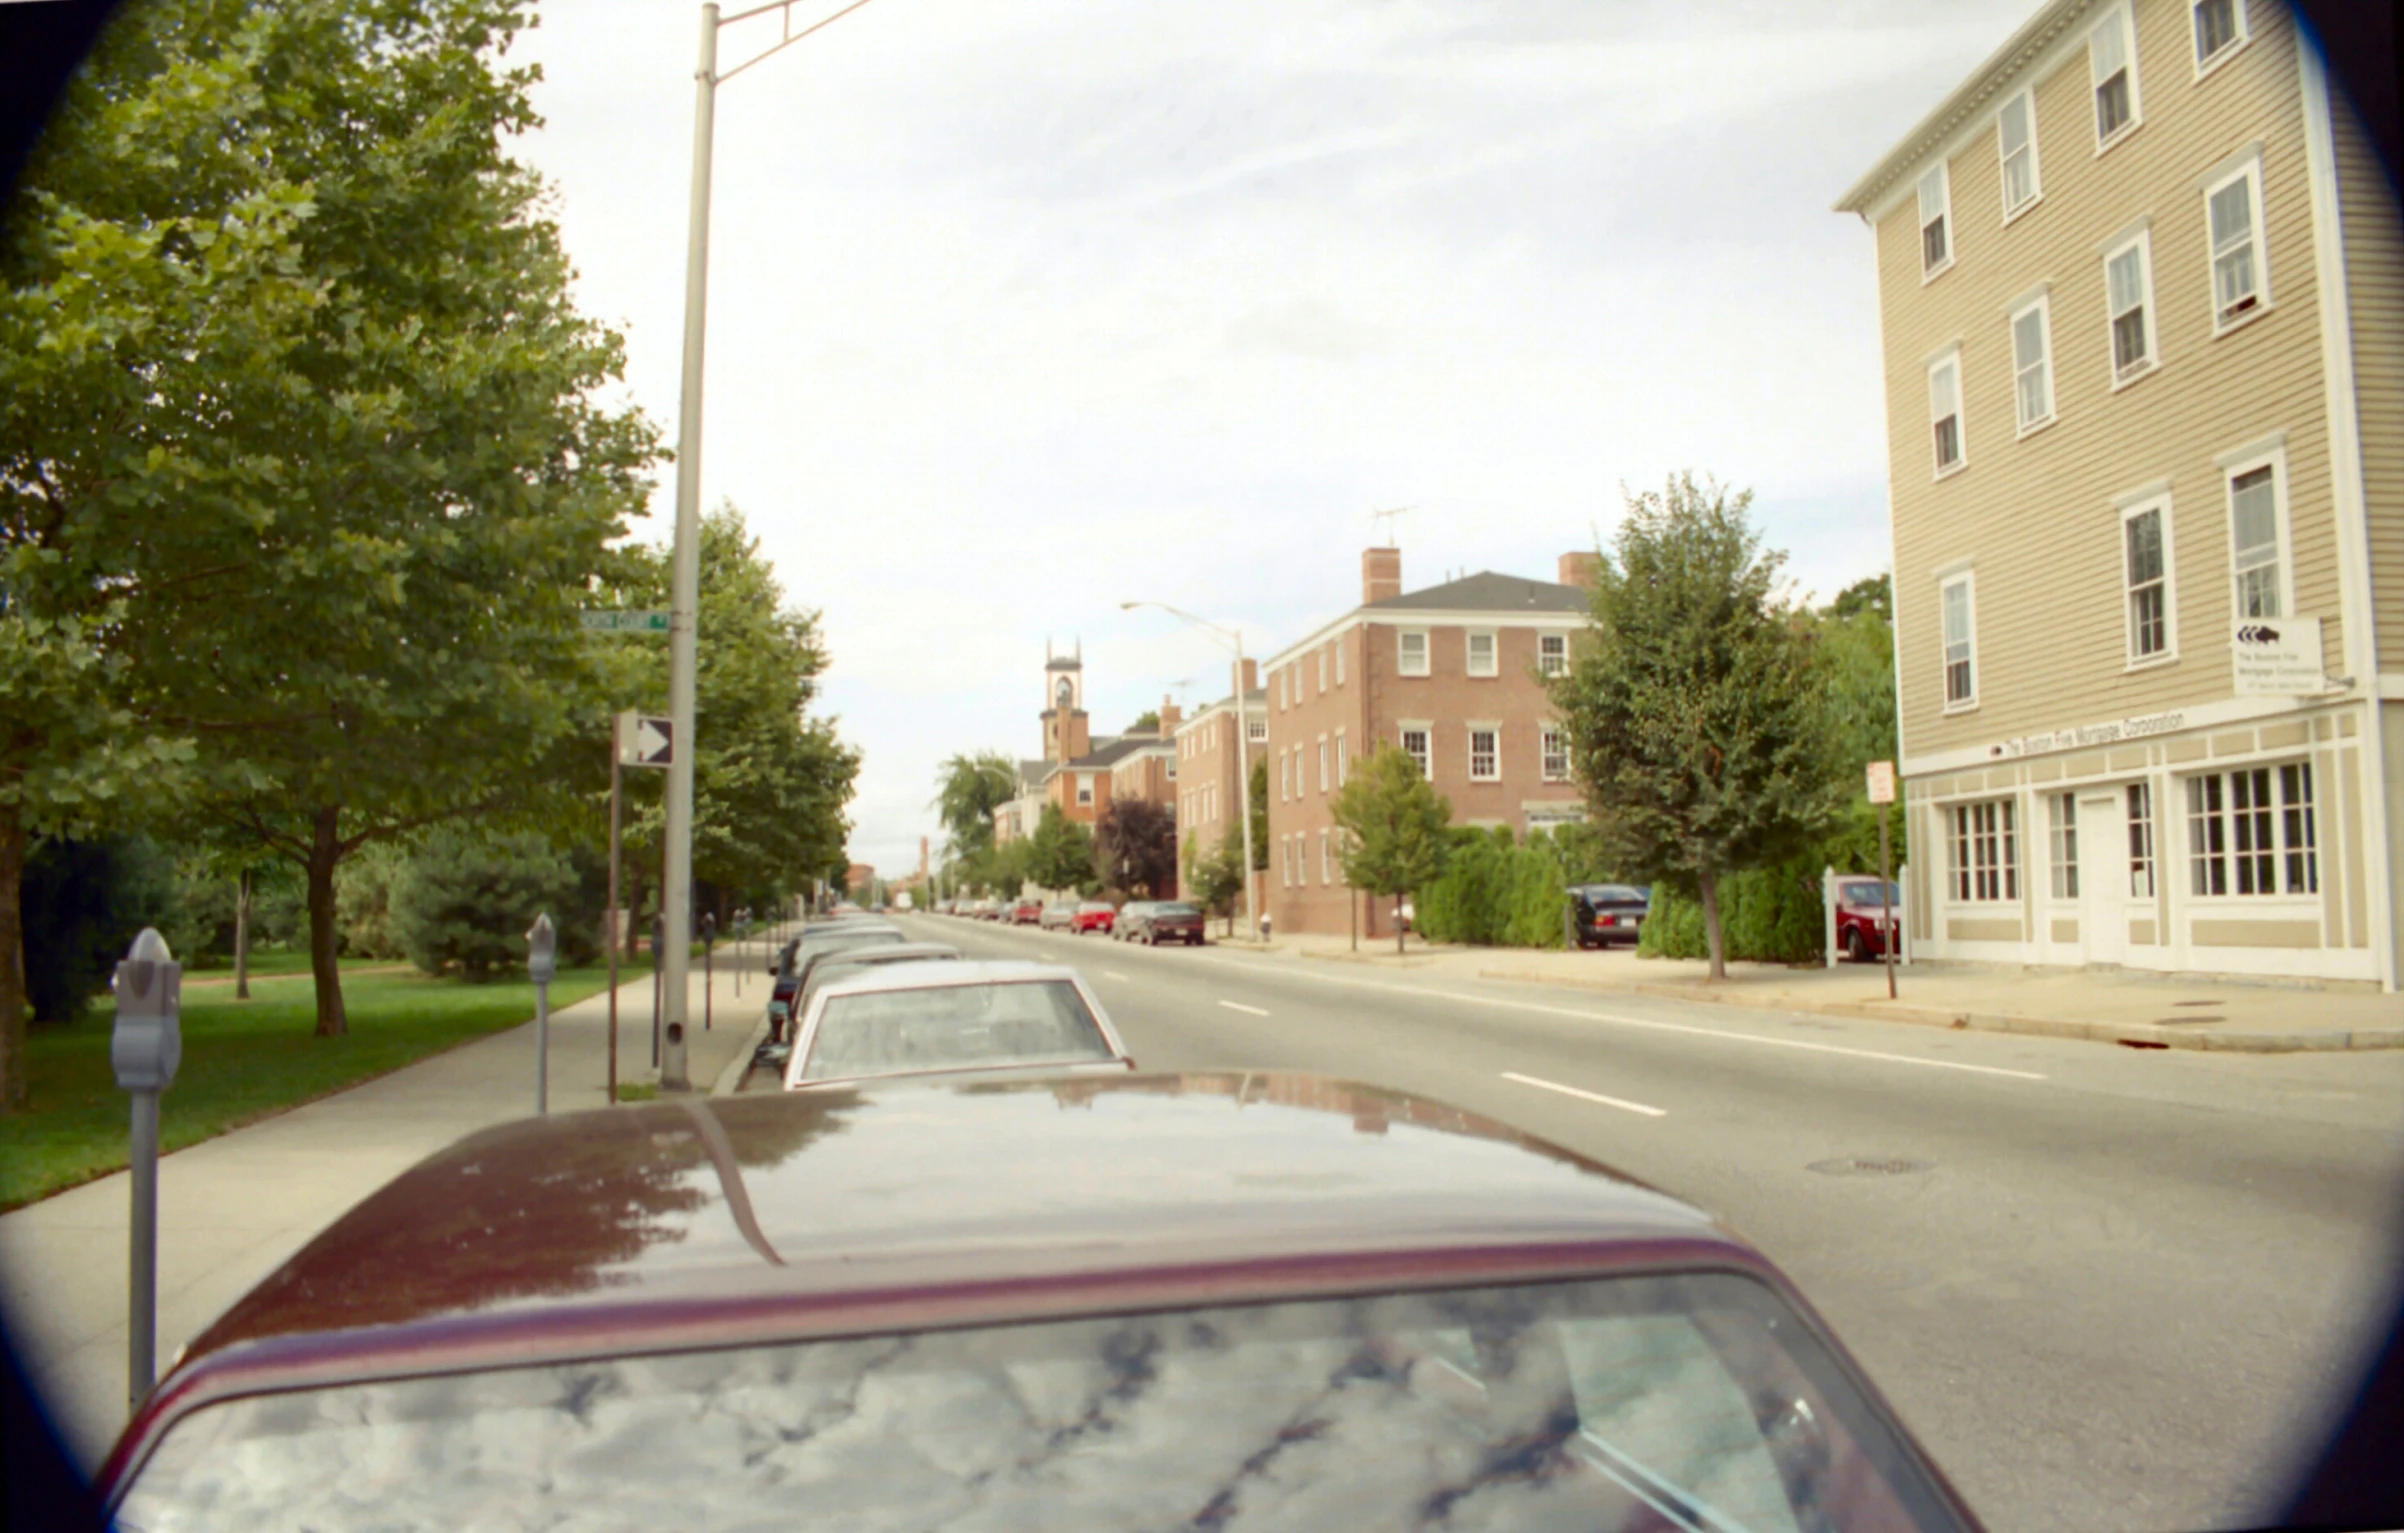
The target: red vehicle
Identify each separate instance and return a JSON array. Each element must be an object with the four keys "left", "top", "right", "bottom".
[
  {"left": 1008, "top": 898, "right": 1042, "bottom": 925},
  {"left": 1834, "top": 876, "right": 1905, "bottom": 962},
  {"left": 1071, "top": 900, "right": 1116, "bottom": 934},
  {"left": 99, "top": 1075, "right": 1981, "bottom": 1531}
]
